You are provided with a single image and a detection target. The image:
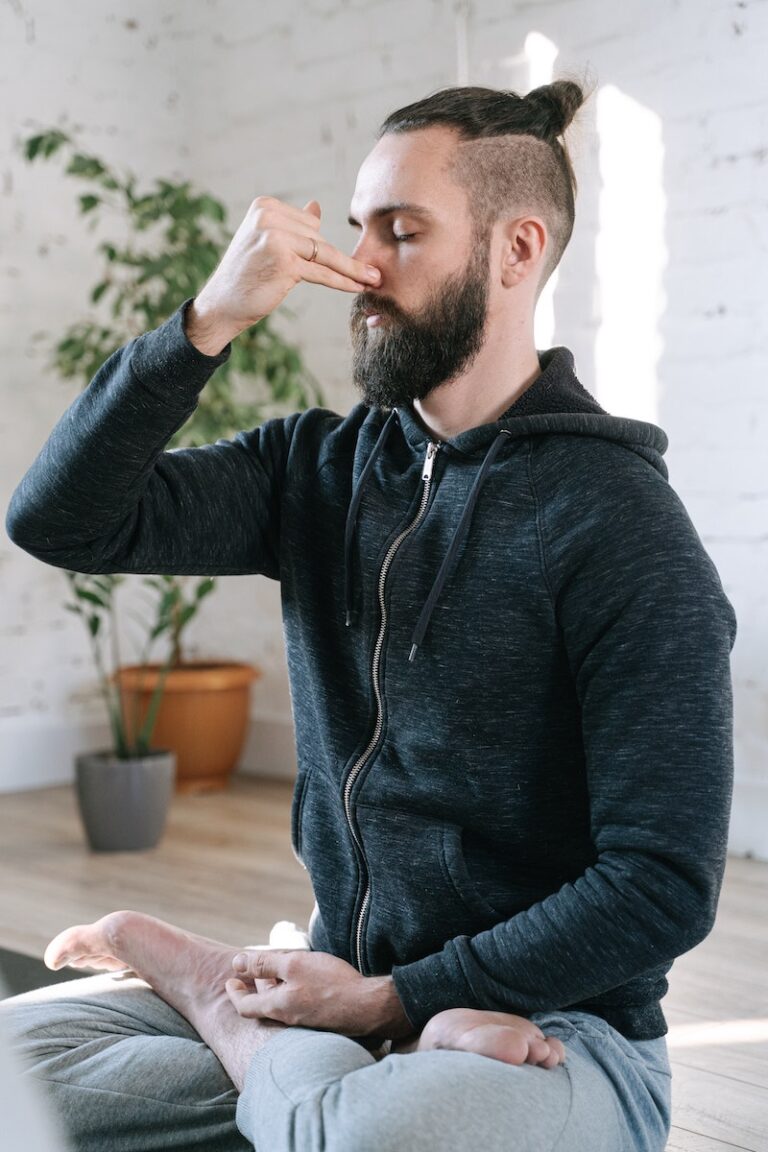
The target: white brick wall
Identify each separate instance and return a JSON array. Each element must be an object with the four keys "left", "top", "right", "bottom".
[{"left": 1, "top": 0, "right": 765, "bottom": 857}]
